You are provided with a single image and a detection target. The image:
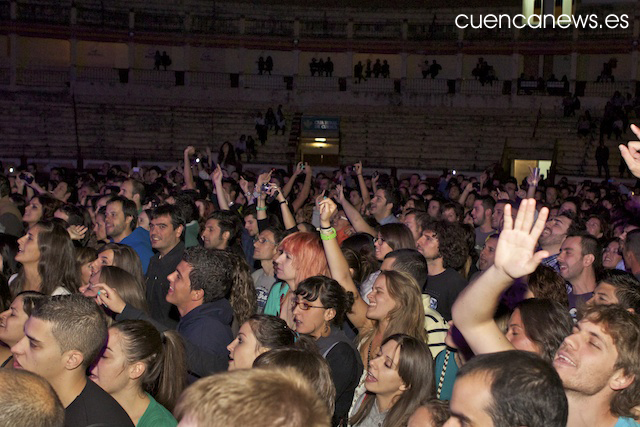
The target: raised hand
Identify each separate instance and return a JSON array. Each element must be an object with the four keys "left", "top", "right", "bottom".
[
  {"left": 239, "top": 176, "right": 250, "bottom": 195},
  {"left": 354, "top": 161, "right": 363, "bottom": 175},
  {"left": 256, "top": 170, "right": 272, "bottom": 188},
  {"left": 619, "top": 124, "right": 640, "bottom": 179},
  {"left": 315, "top": 190, "right": 326, "bottom": 209},
  {"left": 184, "top": 146, "right": 196, "bottom": 157},
  {"left": 293, "top": 162, "right": 304, "bottom": 176},
  {"left": 93, "top": 283, "right": 126, "bottom": 314},
  {"left": 319, "top": 198, "right": 337, "bottom": 225},
  {"left": 336, "top": 183, "right": 346, "bottom": 203},
  {"left": 493, "top": 199, "right": 549, "bottom": 280},
  {"left": 211, "top": 164, "right": 223, "bottom": 184},
  {"left": 67, "top": 225, "right": 88, "bottom": 241},
  {"left": 526, "top": 166, "right": 539, "bottom": 187},
  {"left": 303, "top": 162, "right": 312, "bottom": 176}
]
